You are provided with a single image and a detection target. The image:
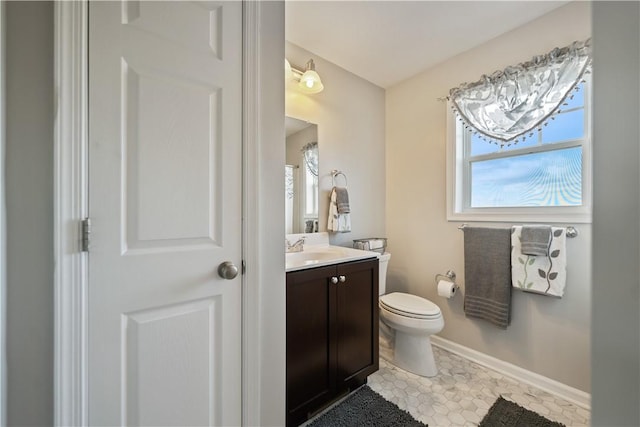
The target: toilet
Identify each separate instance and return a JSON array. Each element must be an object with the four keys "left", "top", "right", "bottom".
[{"left": 378, "top": 253, "right": 444, "bottom": 377}]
